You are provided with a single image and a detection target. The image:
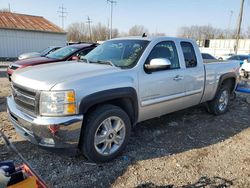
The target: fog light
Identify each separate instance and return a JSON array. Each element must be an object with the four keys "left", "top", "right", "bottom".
[{"left": 40, "top": 138, "right": 55, "bottom": 145}]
